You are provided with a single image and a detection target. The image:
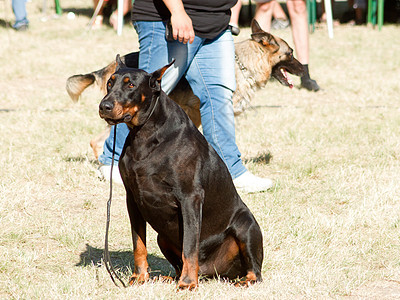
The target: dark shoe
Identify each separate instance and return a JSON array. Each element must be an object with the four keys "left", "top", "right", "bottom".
[
  {"left": 229, "top": 24, "right": 240, "bottom": 36},
  {"left": 301, "top": 77, "right": 320, "bottom": 91},
  {"left": 340, "top": 9, "right": 355, "bottom": 24}
]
